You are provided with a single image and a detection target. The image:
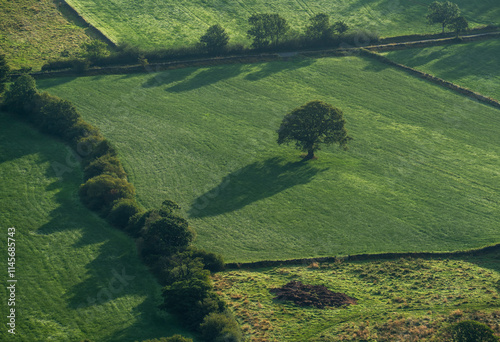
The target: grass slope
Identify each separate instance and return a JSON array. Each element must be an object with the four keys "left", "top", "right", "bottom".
[
  {"left": 0, "top": 0, "right": 91, "bottom": 70},
  {"left": 214, "top": 255, "right": 500, "bottom": 341},
  {"left": 38, "top": 56, "right": 500, "bottom": 262},
  {"left": 0, "top": 114, "right": 193, "bottom": 341},
  {"left": 65, "top": 0, "right": 500, "bottom": 49},
  {"left": 383, "top": 39, "right": 500, "bottom": 101}
]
